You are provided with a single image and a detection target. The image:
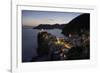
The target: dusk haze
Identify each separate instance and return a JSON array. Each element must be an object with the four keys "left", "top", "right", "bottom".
[{"left": 22, "top": 10, "right": 81, "bottom": 26}]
